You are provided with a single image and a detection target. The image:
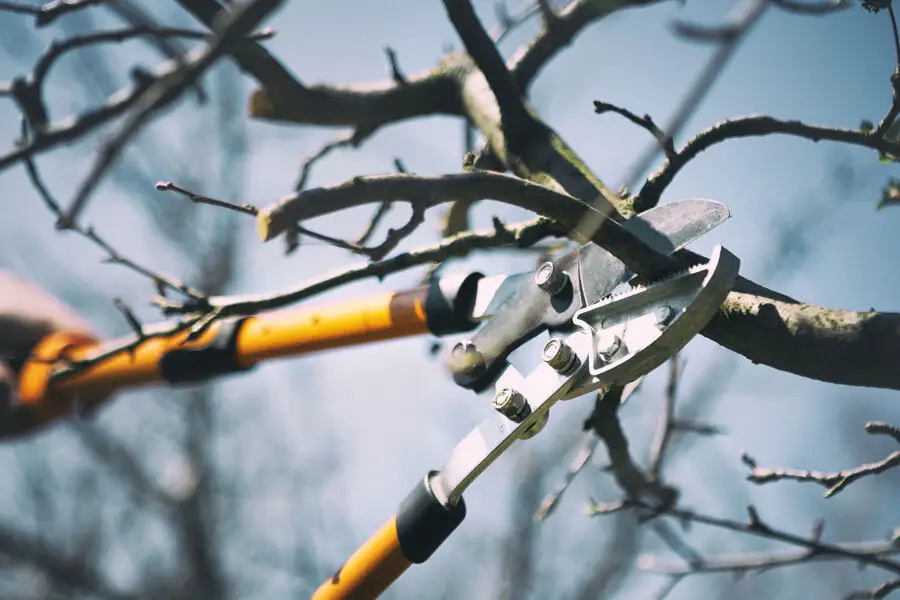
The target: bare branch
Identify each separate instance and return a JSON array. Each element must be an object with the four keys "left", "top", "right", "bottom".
[
  {"left": 619, "top": 0, "right": 770, "bottom": 203},
  {"left": 594, "top": 101, "right": 674, "bottom": 159},
  {"left": 597, "top": 500, "right": 900, "bottom": 576},
  {"left": 111, "top": 298, "right": 144, "bottom": 340},
  {"left": 156, "top": 180, "right": 259, "bottom": 216},
  {"left": 443, "top": 0, "right": 533, "bottom": 138},
  {"left": 169, "top": 216, "right": 565, "bottom": 316},
  {"left": 647, "top": 356, "right": 682, "bottom": 481},
  {"left": 847, "top": 578, "right": 900, "bottom": 600},
  {"left": 492, "top": 1, "right": 541, "bottom": 44},
  {"left": 583, "top": 387, "right": 678, "bottom": 518},
  {"left": 0, "top": 0, "right": 107, "bottom": 27},
  {"left": 636, "top": 114, "right": 900, "bottom": 211},
  {"left": 510, "top": 0, "right": 665, "bottom": 91},
  {"left": 640, "top": 538, "right": 900, "bottom": 575},
  {"left": 20, "top": 123, "right": 208, "bottom": 303},
  {"left": 742, "top": 432, "right": 900, "bottom": 498},
  {"left": 57, "top": 0, "right": 287, "bottom": 227},
  {"left": 383, "top": 46, "right": 407, "bottom": 85},
  {"left": 868, "top": 421, "right": 900, "bottom": 443},
  {"left": 295, "top": 130, "right": 365, "bottom": 192},
  {"left": 768, "top": 0, "right": 853, "bottom": 14}
]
